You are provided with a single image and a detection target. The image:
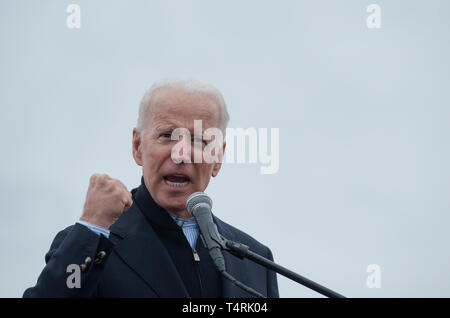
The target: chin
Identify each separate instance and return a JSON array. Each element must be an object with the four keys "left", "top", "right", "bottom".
[{"left": 159, "top": 193, "right": 188, "bottom": 212}]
